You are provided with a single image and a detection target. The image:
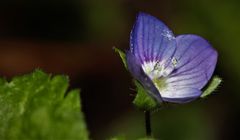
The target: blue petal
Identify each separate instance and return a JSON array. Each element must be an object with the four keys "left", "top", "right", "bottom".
[
  {"left": 166, "top": 34, "right": 218, "bottom": 90},
  {"left": 126, "top": 51, "right": 162, "bottom": 103},
  {"left": 130, "top": 12, "right": 176, "bottom": 64},
  {"left": 161, "top": 88, "right": 201, "bottom": 103}
]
